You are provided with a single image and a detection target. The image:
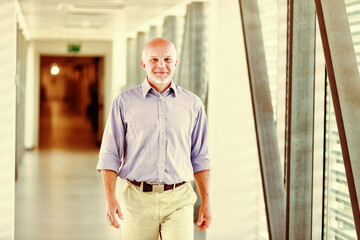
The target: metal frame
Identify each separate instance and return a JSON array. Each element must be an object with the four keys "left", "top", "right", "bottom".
[
  {"left": 239, "top": 1, "right": 285, "bottom": 239},
  {"left": 315, "top": 0, "right": 360, "bottom": 238},
  {"left": 285, "top": 1, "right": 316, "bottom": 239}
]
